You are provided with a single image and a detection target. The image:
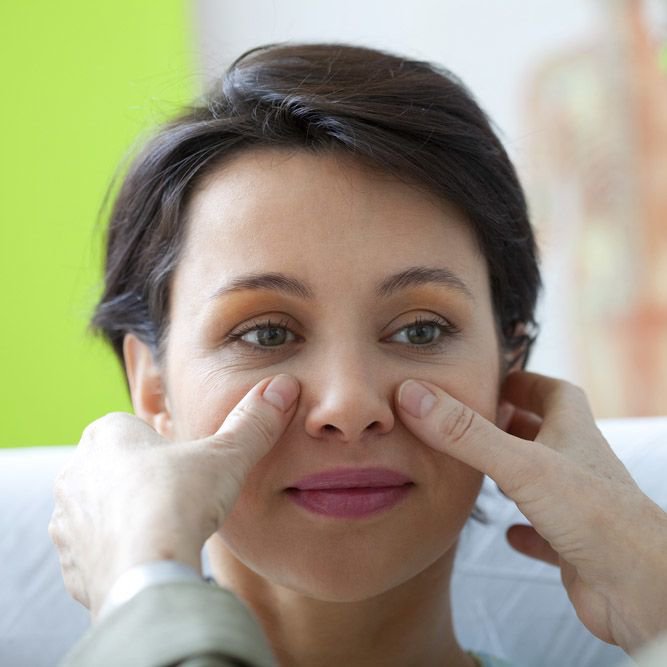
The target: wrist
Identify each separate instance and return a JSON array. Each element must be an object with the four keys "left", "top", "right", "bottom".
[
  {"left": 609, "top": 498, "right": 667, "bottom": 653},
  {"left": 90, "top": 530, "right": 204, "bottom": 617},
  {"left": 95, "top": 559, "right": 207, "bottom": 622}
]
